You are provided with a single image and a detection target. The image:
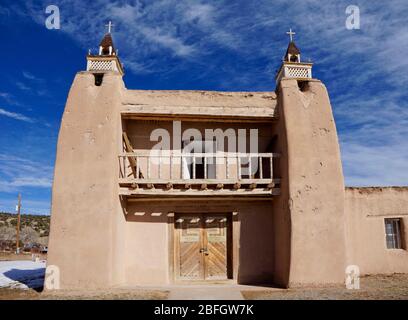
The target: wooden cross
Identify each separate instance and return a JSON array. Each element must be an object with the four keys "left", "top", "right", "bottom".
[
  {"left": 105, "top": 21, "right": 114, "bottom": 33},
  {"left": 286, "top": 28, "right": 296, "bottom": 42}
]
